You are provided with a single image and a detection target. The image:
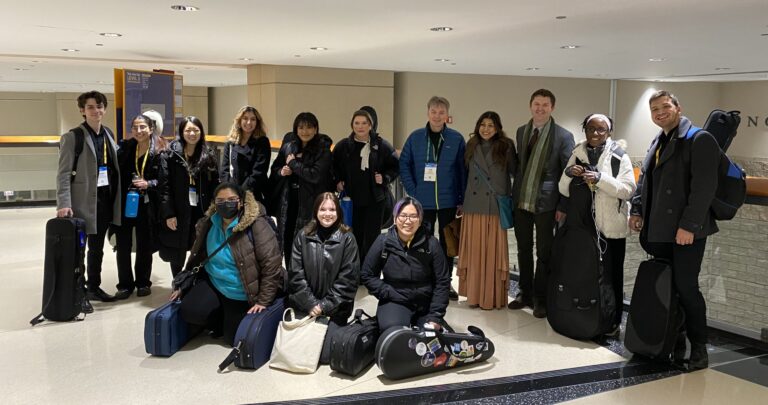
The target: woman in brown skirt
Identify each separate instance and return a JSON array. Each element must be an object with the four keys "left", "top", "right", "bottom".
[{"left": 457, "top": 111, "right": 517, "bottom": 309}]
